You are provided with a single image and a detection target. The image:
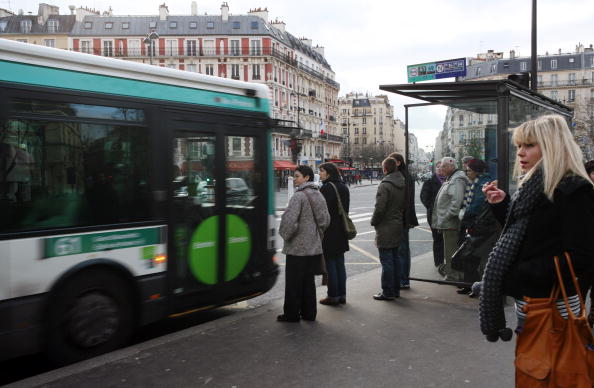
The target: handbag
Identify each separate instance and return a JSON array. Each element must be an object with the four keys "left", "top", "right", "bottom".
[
  {"left": 450, "top": 235, "right": 473, "bottom": 271},
  {"left": 329, "top": 182, "right": 357, "bottom": 240},
  {"left": 302, "top": 189, "right": 328, "bottom": 282},
  {"left": 514, "top": 252, "right": 594, "bottom": 387}
]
